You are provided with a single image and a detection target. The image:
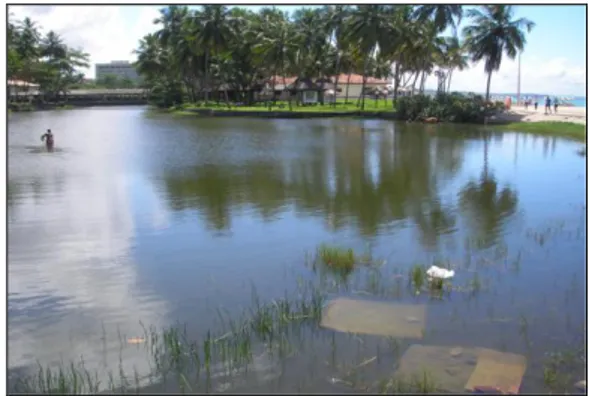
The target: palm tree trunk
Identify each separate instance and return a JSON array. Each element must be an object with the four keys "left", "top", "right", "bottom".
[
  {"left": 419, "top": 70, "right": 427, "bottom": 93},
  {"left": 358, "top": 53, "right": 372, "bottom": 110},
  {"left": 204, "top": 49, "right": 210, "bottom": 104},
  {"left": 333, "top": 74, "right": 340, "bottom": 108},
  {"left": 224, "top": 86, "right": 230, "bottom": 109},
  {"left": 345, "top": 73, "right": 351, "bottom": 104},
  {"left": 485, "top": 70, "right": 492, "bottom": 103},
  {"left": 410, "top": 72, "right": 420, "bottom": 96},
  {"left": 332, "top": 53, "right": 341, "bottom": 108},
  {"left": 392, "top": 62, "right": 401, "bottom": 103},
  {"left": 446, "top": 69, "right": 453, "bottom": 93},
  {"left": 282, "top": 73, "right": 292, "bottom": 111},
  {"left": 270, "top": 70, "right": 277, "bottom": 110}
]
